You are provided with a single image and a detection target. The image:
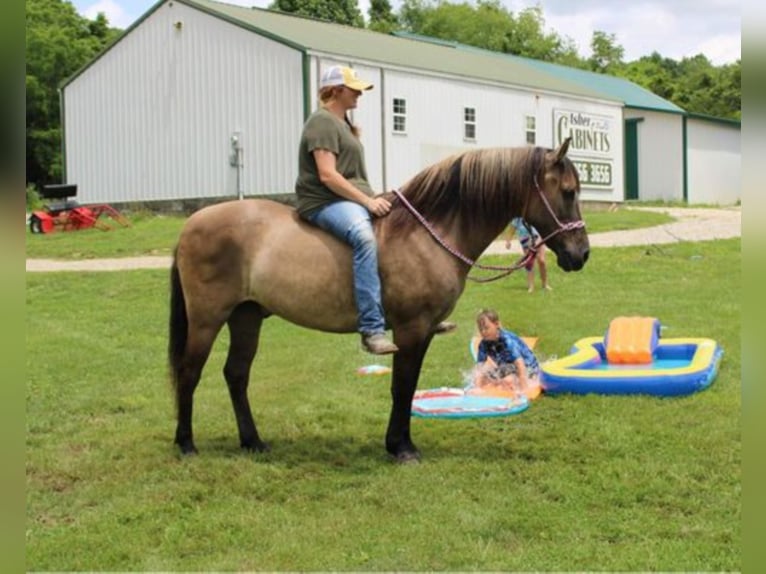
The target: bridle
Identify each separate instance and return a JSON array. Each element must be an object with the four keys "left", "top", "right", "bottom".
[{"left": 391, "top": 176, "right": 586, "bottom": 283}]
